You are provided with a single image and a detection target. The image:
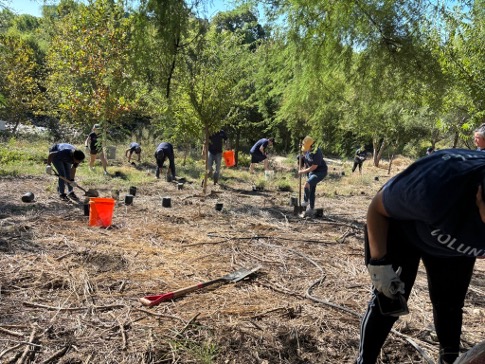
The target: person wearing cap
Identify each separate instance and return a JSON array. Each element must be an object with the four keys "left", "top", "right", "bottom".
[
  {"left": 352, "top": 147, "right": 367, "bottom": 174},
  {"left": 45, "top": 143, "right": 85, "bottom": 201},
  {"left": 207, "top": 129, "right": 228, "bottom": 185},
  {"left": 125, "top": 142, "right": 142, "bottom": 163},
  {"left": 84, "top": 124, "right": 108, "bottom": 175},
  {"left": 249, "top": 137, "right": 274, "bottom": 173},
  {"left": 298, "top": 136, "right": 328, "bottom": 218},
  {"left": 473, "top": 124, "right": 485, "bottom": 151},
  {"left": 154, "top": 142, "right": 176, "bottom": 180},
  {"left": 426, "top": 146, "right": 434, "bottom": 155}
]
